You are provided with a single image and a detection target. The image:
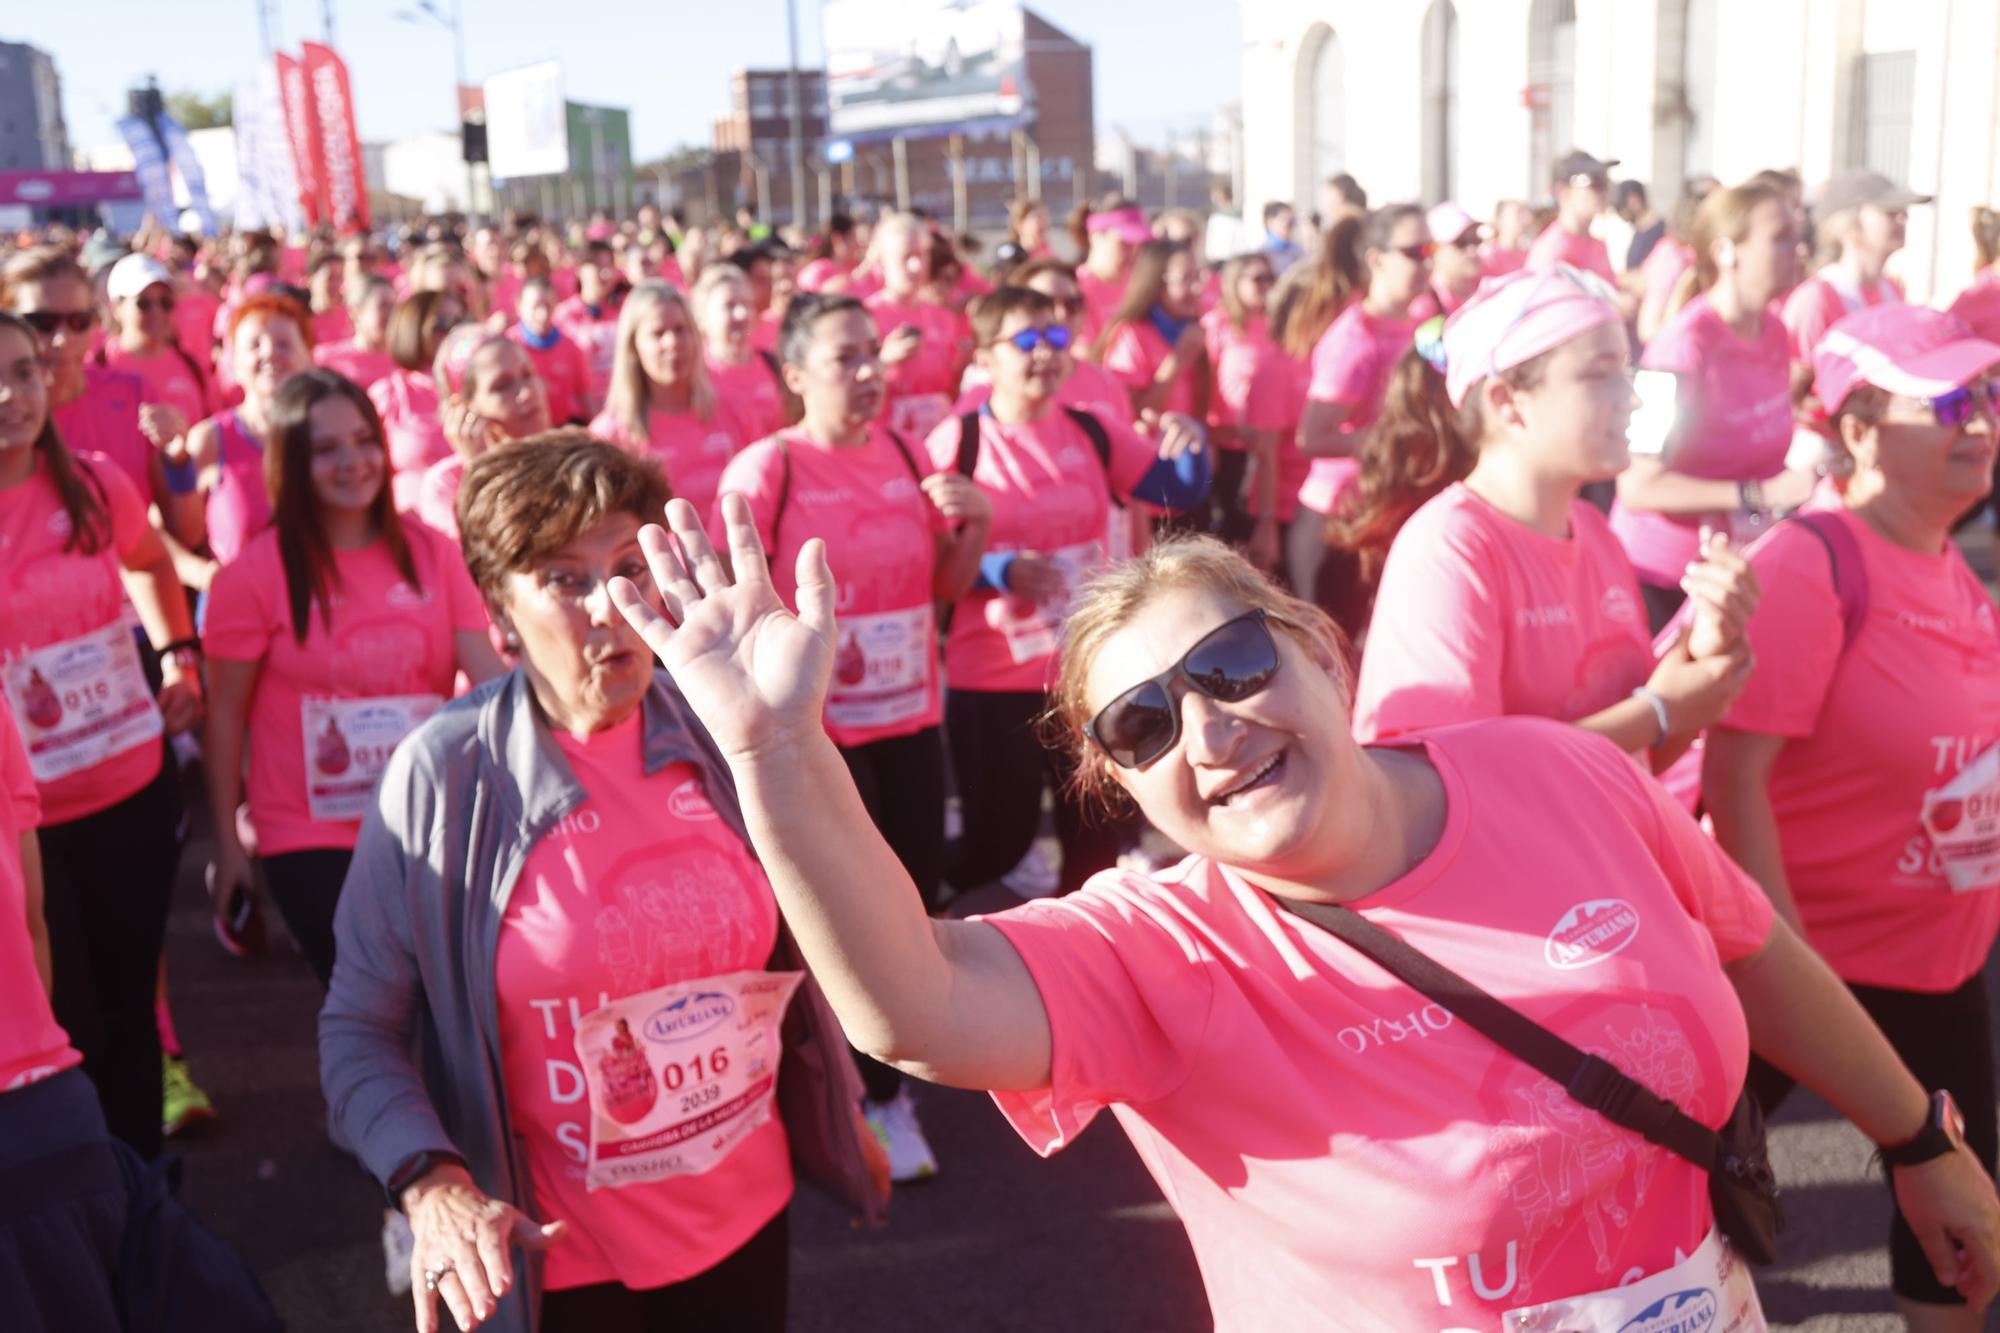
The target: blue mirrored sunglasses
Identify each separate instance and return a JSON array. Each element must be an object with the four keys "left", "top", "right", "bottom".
[
  {"left": 996, "top": 325, "right": 1074, "bottom": 354},
  {"left": 1927, "top": 380, "right": 2000, "bottom": 427}
]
